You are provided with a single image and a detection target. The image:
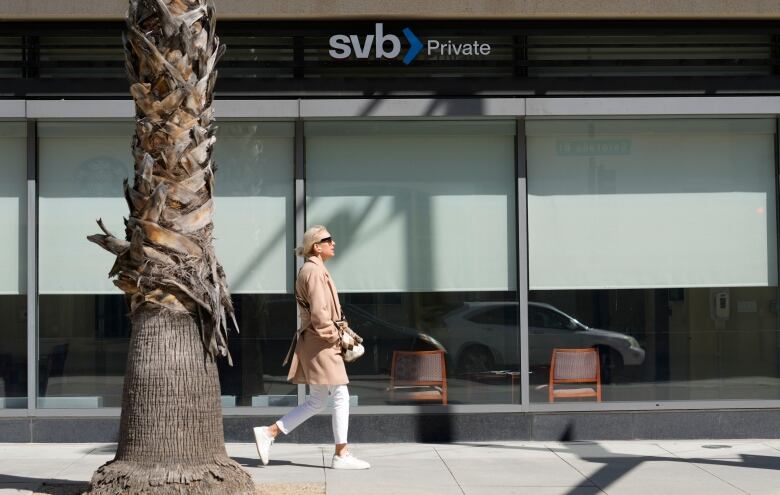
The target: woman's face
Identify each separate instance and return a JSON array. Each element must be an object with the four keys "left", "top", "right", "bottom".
[{"left": 314, "top": 231, "right": 336, "bottom": 260}]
